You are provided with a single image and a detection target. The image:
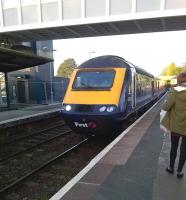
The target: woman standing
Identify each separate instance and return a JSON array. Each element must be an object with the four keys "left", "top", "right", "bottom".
[{"left": 161, "top": 71, "right": 186, "bottom": 179}]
